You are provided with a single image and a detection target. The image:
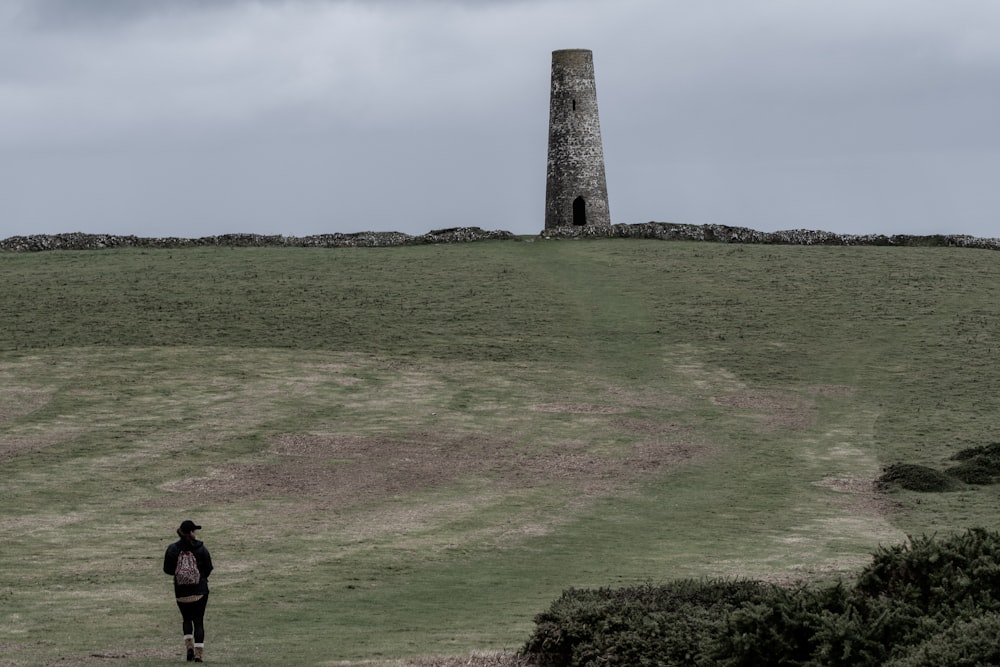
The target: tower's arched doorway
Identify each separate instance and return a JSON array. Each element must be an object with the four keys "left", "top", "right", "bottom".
[{"left": 573, "top": 196, "right": 586, "bottom": 226}]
